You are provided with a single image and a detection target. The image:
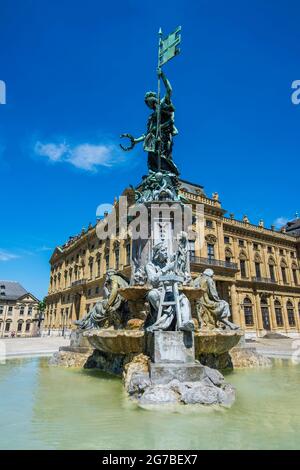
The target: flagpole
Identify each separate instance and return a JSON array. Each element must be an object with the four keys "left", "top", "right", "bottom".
[{"left": 157, "top": 27, "right": 163, "bottom": 172}]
